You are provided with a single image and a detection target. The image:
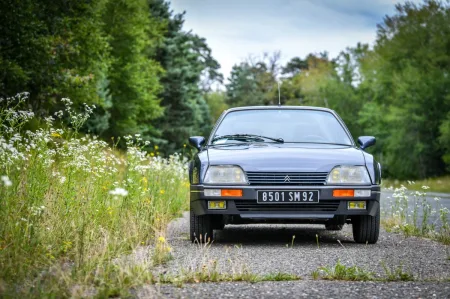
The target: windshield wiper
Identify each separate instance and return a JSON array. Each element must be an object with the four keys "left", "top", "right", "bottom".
[
  {"left": 212, "top": 134, "right": 284, "bottom": 143},
  {"left": 290, "top": 142, "right": 352, "bottom": 146},
  {"left": 208, "top": 142, "right": 251, "bottom": 148}
]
